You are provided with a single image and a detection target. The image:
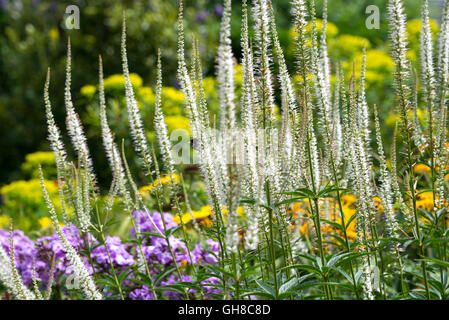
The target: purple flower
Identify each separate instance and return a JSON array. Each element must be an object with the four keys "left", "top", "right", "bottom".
[
  {"left": 214, "top": 4, "right": 224, "bottom": 17},
  {"left": 129, "top": 274, "right": 194, "bottom": 300},
  {"left": 91, "top": 236, "right": 135, "bottom": 268},
  {"left": 131, "top": 210, "right": 177, "bottom": 240},
  {"left": 34, "top": 224, "right": 93, "bottom": 282},
  {"left": 0, "top": 229, "right": 36, "bottom": 285},
  {"left": 0, "top": 212, "right": 223, "bottom": 299},
  {"left": 160, "top": 274, "right": 193, "bottom": 299},
  {"left": 192, "top": 239, "right": 220, "bottom": 265},
  {"left": 129, "top": 285, "right": 154, "bottom": 300},
  {"left": 195, "top": 10, "right": 208, "bottom": 24},
  {"left": 201, "top": 276, "right": 221, "bottom": 297}
]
